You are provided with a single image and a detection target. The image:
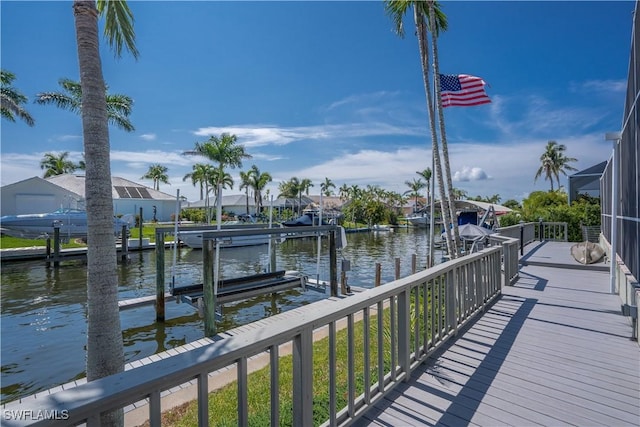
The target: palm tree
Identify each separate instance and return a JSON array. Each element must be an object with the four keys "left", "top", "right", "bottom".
[
  {"left": 278, "top": 177, "right": 302, "bottom": 214},
  {"left": 416, "top": 168, "right": 432, "bottom": 204},
  {"left": 300, "top": 178, "right": 314, "bottom": 212},
  {"left": 141, "top": 164, "right": 170, "bottom": 191},
  {"left": 40, "top": 151, "right": 78, "bottom": 177},
  {"left": 185, "top": 133, "right": 251, "bottom": 221},
  {"left": 451, "top": 187, "right": 468, "bottom": 200},
  {"left": 186, "top": 133, "right": 251, "bottom": 183},
  {"left": 385, "top": 0, "right": 457, "bottom": 257},
  {"left": 183, "top": 163, "right": 213, "bottom": 200},
  {"left": 72, "top": 1, "right": 138, "bottom": 424},
  {"left": 534, "top": 140, "right": 578, "bottom": 191},
  {"left": 427, "top": 0, "right": 462, "bottom": 256},
  {"left": 1, "top": 69, "right": 34, "bottom": 126},
  {"left": 247, "top": 165, "right": 272, "bottom": 213},
  {"left": 278, "top": 177, "right": 314, "bottom": 214},
  {"left": 320, "top": 177, "right": 336, "bottom": 197},
  {"left": 36, "top": 77, "right": 135, "bottom": 132},
  {"left": 239, "top": 170, "right": 252, "bottom": 215},
  {"left": 487, "top": 194, "right": 501, "bottom": 204},
  {"left": 404, "top": 178, "right": 426, "bottom": 213},
  {"left": 339, "top": 183, "right": 350, "bottom": 202}
]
